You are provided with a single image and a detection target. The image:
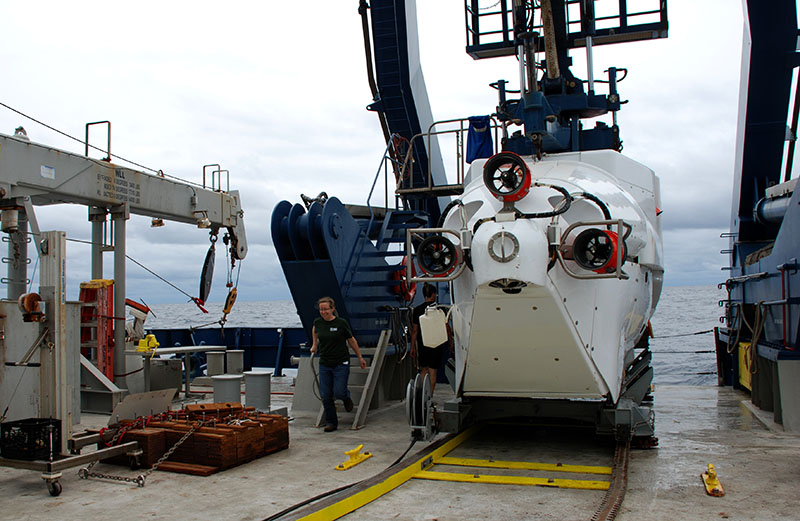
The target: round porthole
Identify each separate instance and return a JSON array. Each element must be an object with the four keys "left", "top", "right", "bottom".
[{"left": 488, "top": 231, "right": 519, "bottom": 263}]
